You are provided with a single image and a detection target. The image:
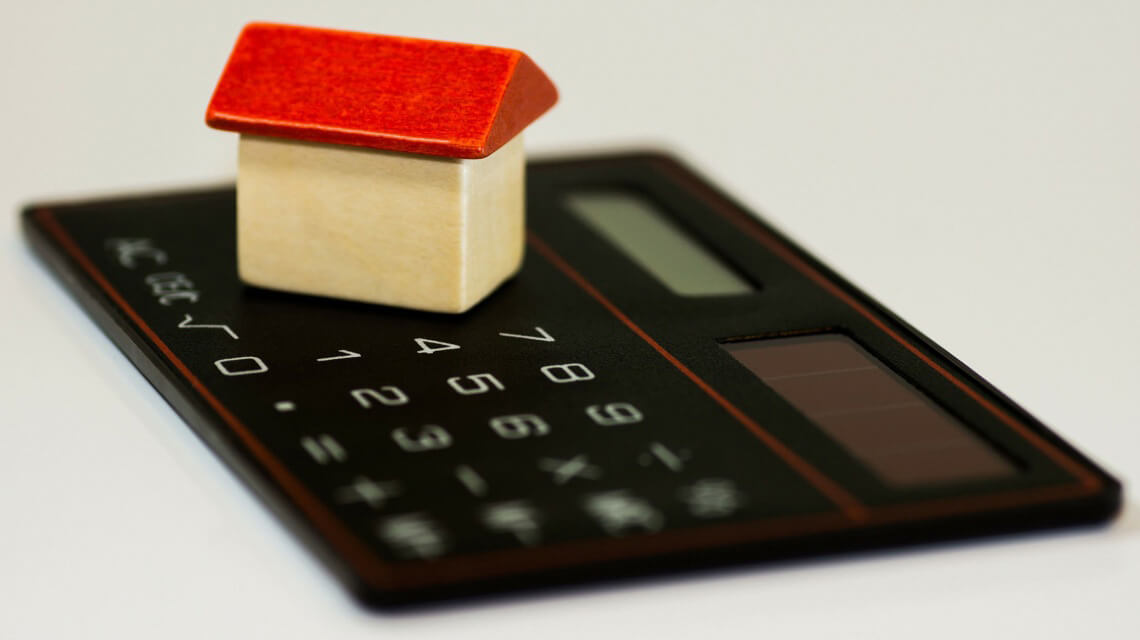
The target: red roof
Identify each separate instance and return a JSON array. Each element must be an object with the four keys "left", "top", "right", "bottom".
[{"left": 205, "top": 23, "right": 558, "bottom": 159}]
